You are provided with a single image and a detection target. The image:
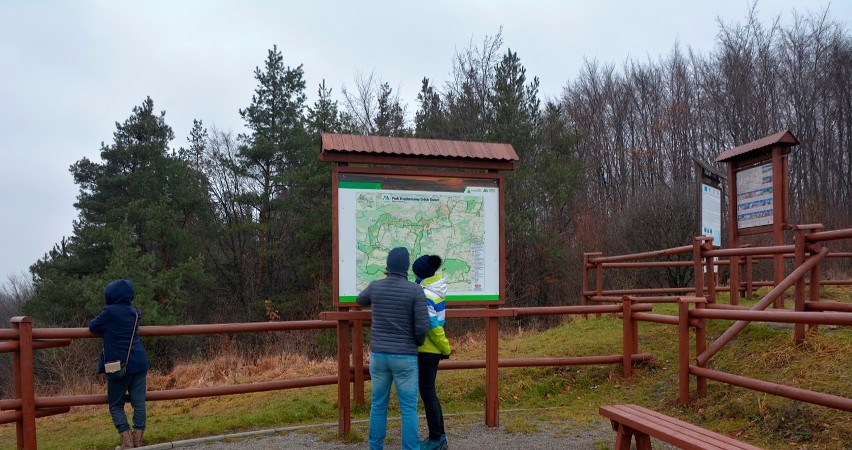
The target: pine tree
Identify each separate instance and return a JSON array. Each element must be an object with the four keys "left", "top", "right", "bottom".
[{"left": 27, "top": 98, "right": 210, "bottom": 326}]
